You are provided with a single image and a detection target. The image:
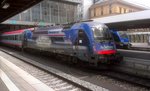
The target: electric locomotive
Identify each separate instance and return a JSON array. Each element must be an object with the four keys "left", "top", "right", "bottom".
[
  {"left": 26, "top": 21, "right": 123, "bottom": 65},
  {"left": 111, "top": 29, "right": 131, "bottom": 49}
]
